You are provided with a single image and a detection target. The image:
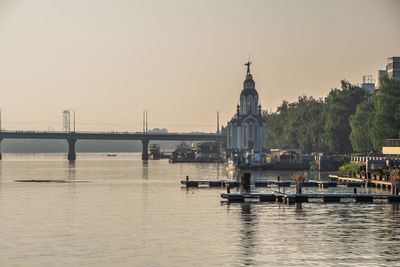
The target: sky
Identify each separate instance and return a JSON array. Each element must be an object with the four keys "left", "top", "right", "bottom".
[{"left": 0, "top": 0, "right": 399, "bottom": 132}]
